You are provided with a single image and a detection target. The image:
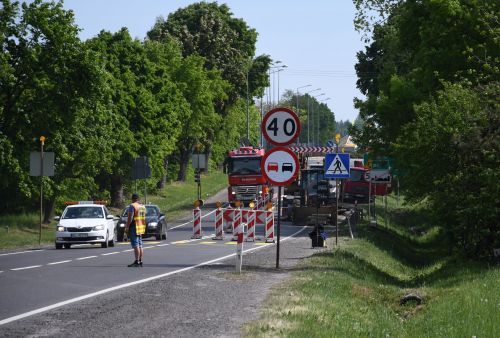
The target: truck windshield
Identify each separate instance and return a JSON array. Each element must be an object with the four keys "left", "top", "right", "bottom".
[
  {"left": 349, "top": 169, "right": 365, "bottom": 182},
  {"left": 229, "top": 157, "right": 262, "bottom": 175}
]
